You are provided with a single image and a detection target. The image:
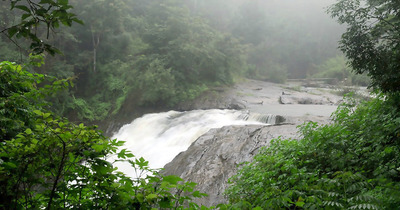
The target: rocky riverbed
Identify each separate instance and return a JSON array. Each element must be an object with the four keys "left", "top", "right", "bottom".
[
  {"left": 163, "top": 79, "right": 347, "bottom": 205},
  {"left": 177, "top": 79, "right": 343, "bottom": 117}
]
